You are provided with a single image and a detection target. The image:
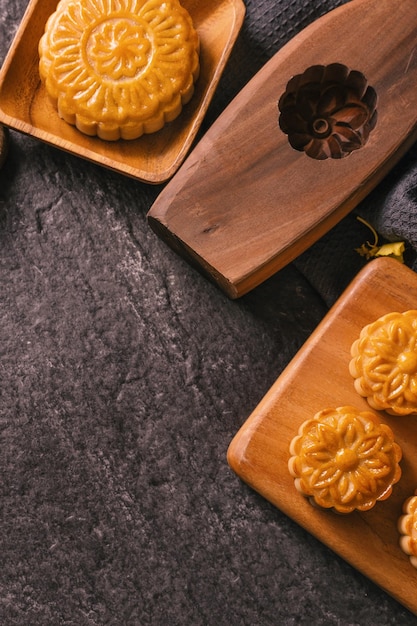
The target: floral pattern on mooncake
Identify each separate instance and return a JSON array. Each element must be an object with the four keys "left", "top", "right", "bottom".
[
  {"left": 288, "top": 406, "right": 402, "bottom": 514},
  {"left": 398, "top": 490, "right": 417, "bottom": 569},
  {"left": 39, "top": 0, "right": 200, "bottom": 140},
  {"left": 349, "top": 310, "right": 417, "bottom": 415}
]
